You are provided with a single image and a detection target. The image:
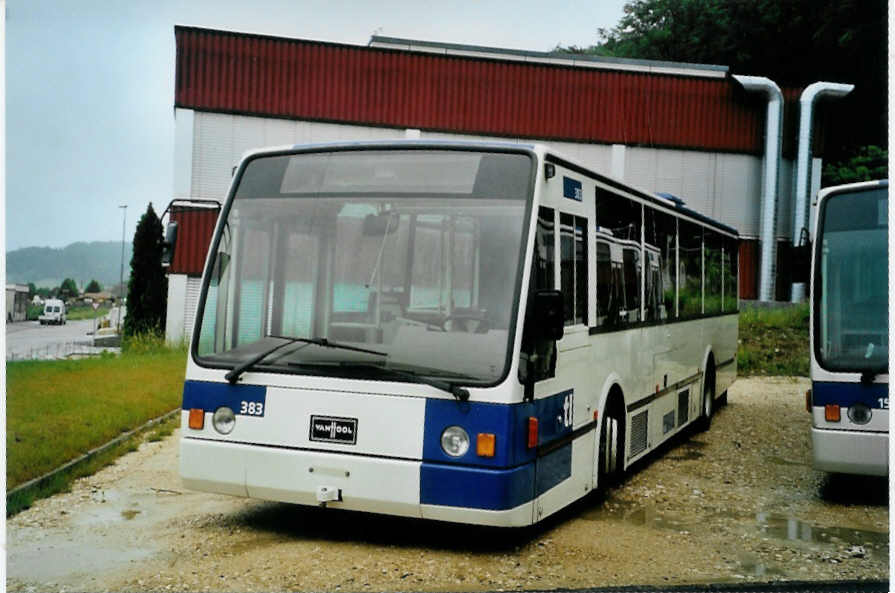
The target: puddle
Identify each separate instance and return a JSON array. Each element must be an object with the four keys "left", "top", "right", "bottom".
[
  {"left": 580, "top": 502, "right": 695, "bottom": 533},
  {"left": 7, "top": 531, "right": 155, "bottom": 584},
  {"left": 737, "top": 553, "right": 785, "bottom": 578},
  {"left": 755, "top": 512, "right": 888, "bottom": 547}
]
